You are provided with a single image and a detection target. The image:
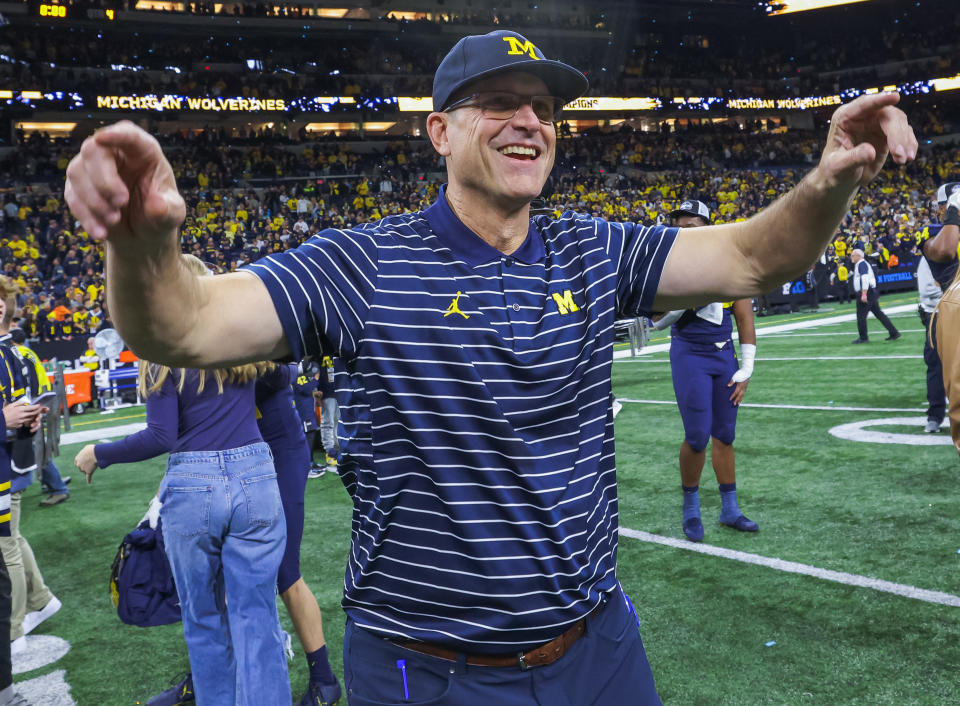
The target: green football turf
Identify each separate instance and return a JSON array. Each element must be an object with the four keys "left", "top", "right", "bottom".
[{"left": 17, "top": 292, "right": 960, "bottom": 704}]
